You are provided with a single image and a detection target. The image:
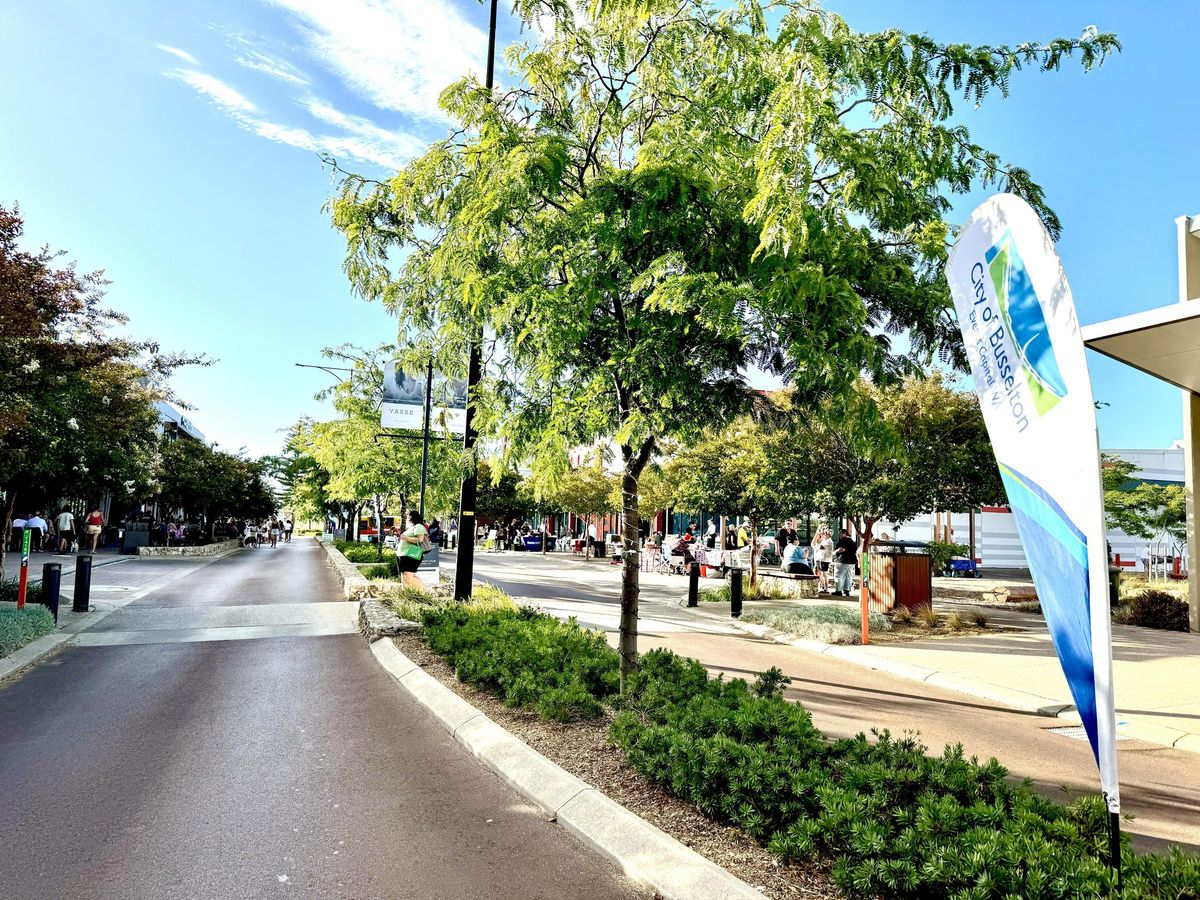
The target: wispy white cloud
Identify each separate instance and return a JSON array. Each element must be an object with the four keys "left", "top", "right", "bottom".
[
  {"left": 235, "top": 48, "right": 310, "bottom": 86},
  {"left": 266, "top": 0, "right": 485, "bottom": 123},
  {"left": 169, "top": 69, "right": 257, "bottom": 113},
  {"left": 156, "top": 44, "right": 199, "bottom": 65},
  {"left": 167, "top": 69, "right": 420, "bottom": 170}
]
